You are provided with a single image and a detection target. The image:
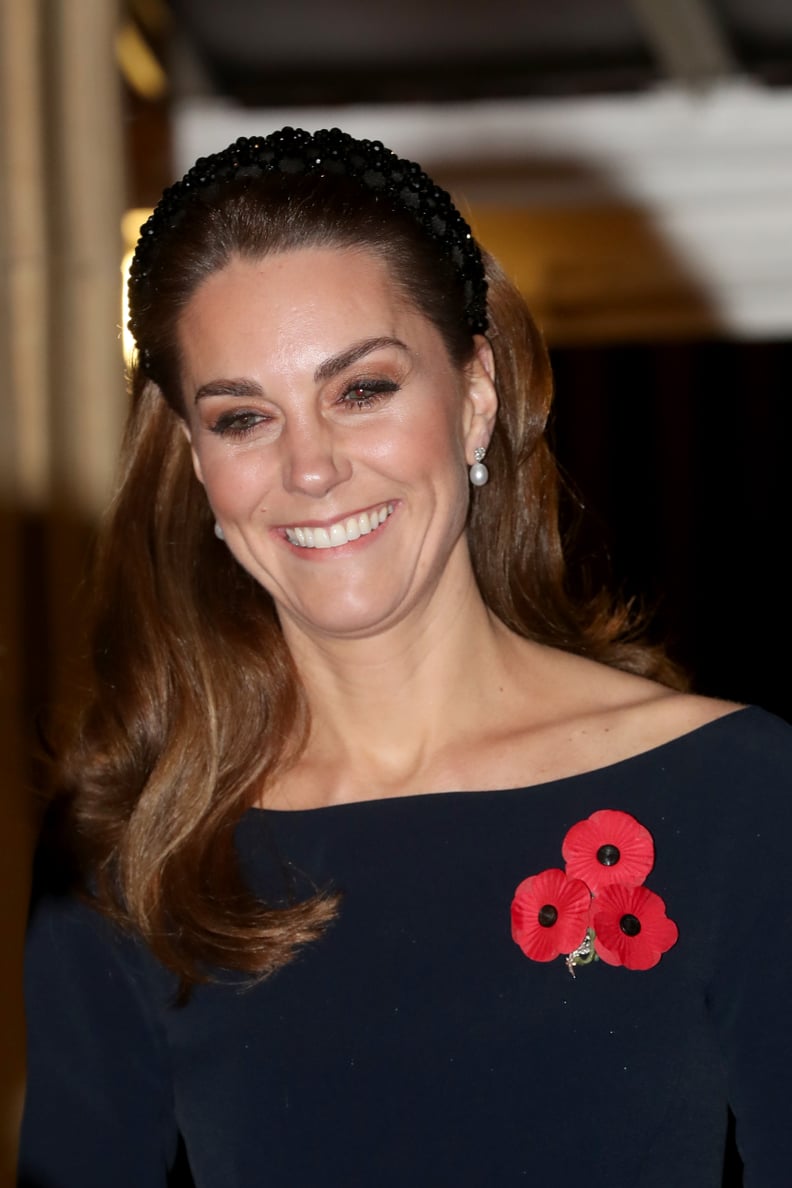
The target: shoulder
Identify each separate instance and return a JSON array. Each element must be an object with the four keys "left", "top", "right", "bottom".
[
  {"left": 569, "top": 657, "right": 792, "bottom": 782},
  {"left": 657, "top": 702, "right": 792, "bottom": 798},
  {"left": 562, "top": 653, "right": 792, "bottom": 789},
  {"left": 529, "top": 642, "right": 737, "bottom": 731},
  {"left": 627, "top": 702, "right": 792, "bottom": 801},
  {"left": 26, "top": 886, "right": 140, "bottom": 1026},
  {"left": 613, "top": 704, "right": 792, "bottom": 876},
  {"left": 608, "top": 687, "right": 745, "bottom": 758},
  {"left": 25, "top": 862, "right": 174, "bottom": 1012},
  {"left": 495, "top": 637, "right": 789, "bottom": 789}
]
